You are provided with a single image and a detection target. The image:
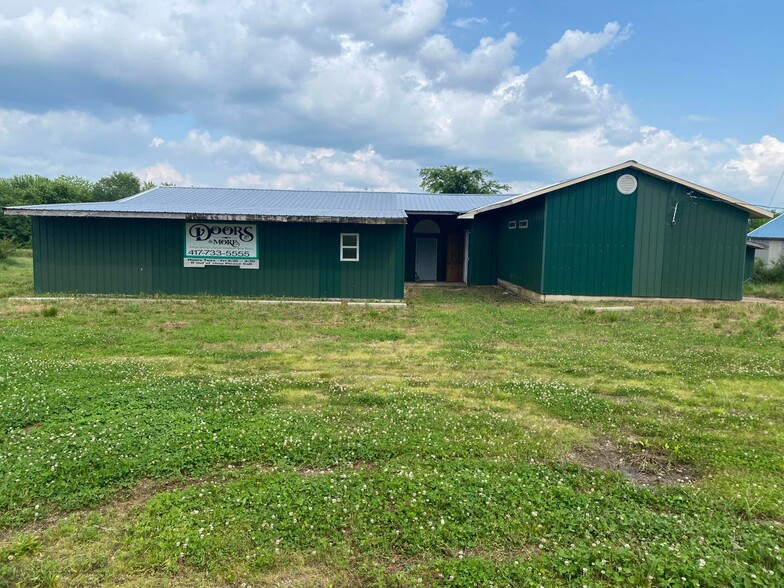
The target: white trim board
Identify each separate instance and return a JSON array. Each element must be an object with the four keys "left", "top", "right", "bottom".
[{"left": 459, "top": 160, "right": 772, "bottom": 220}]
